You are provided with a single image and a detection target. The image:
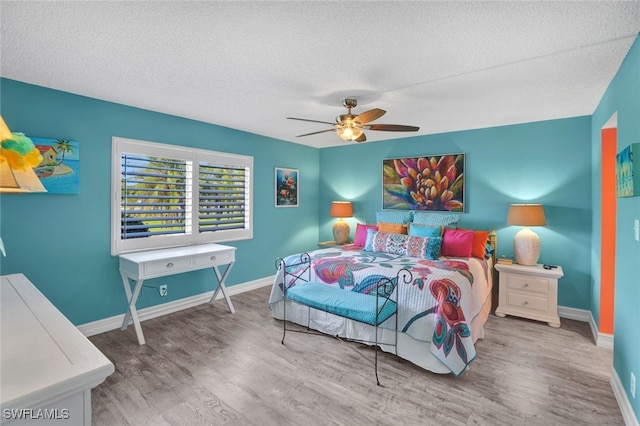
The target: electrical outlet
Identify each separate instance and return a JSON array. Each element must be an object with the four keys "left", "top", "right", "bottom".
[
  {"left": 159, "top": 285, "right": 168, "bottom": 297},
  {"left": 631, "top": 372, "right": 636, "bottom": 399}
]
